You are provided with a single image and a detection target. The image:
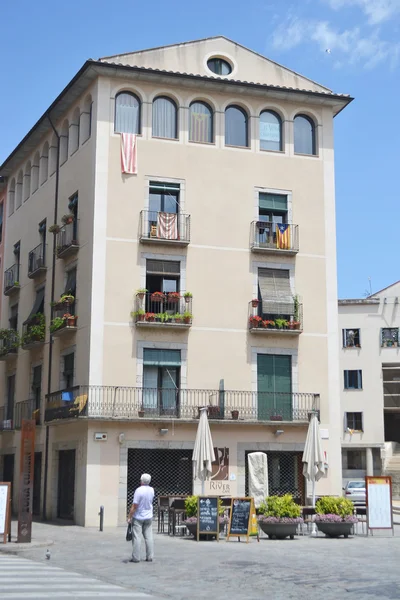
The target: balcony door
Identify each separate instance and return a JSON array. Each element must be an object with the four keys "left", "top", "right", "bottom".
[
  {"left": 148, "top": 182, "right": 180, "bottom": 240},
  {"left": 257, "top": 354, "right": 292, "bottom": 420},
  {"left": 6, "top": 374, "right": 16, "bottom": 422},
  {"left": 143, "top": 349, "right": 181, "bottom": 416}
]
